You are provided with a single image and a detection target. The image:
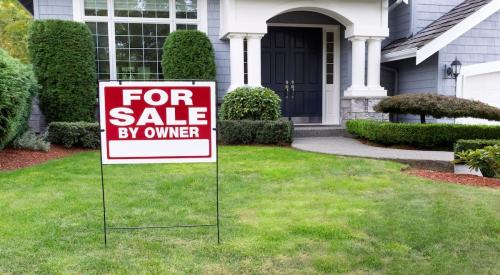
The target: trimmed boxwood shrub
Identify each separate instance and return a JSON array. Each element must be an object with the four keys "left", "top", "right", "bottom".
[
  {"left": 0, "top": 49, "right": 37, "bottom": 149},
  {"left": 374, "top": 93, "right": 500, "bottom": 123},
  {"left": 220, "top": 87, "right": 281, "bottom": 120},
  {"left": 162, "top": 30, "right": 216, "bottom": 80},
  {"left": 454, "top": 139, "right": 500, "bottom": 159},
  {"left": 47, "top": 122, "right": 100, "bottom": 149},
  {"left": 346, "top": 119, "right": 500, "bottom": 149},
  {"left": 218, "top": 119, "right": 293, "bottom": 145},
  {"left": 28, "top": 20, "right": 96, "bottom": 123}
]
